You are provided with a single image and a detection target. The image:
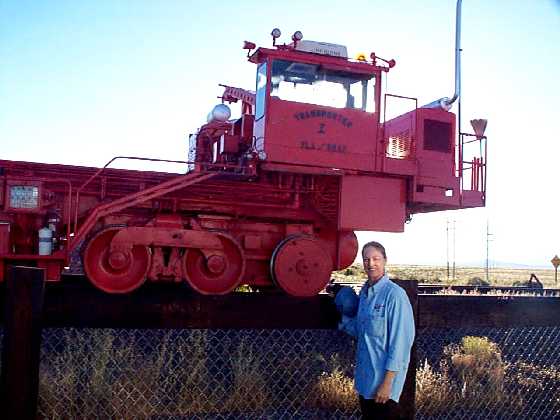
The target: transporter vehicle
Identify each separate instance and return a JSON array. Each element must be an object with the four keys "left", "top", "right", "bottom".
[{"left": 0, "top": 24, "right": 487, "bottom": 296}]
